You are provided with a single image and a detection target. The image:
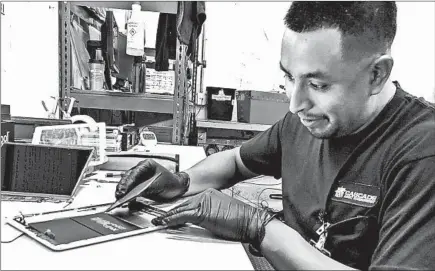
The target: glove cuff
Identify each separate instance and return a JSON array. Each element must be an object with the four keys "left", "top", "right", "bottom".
[
  {"left": 174, "top": 171, "right": 190, "bottom": 196},
  {"left": 251, "top": 211, "right": 278, "bottom": 254}
]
